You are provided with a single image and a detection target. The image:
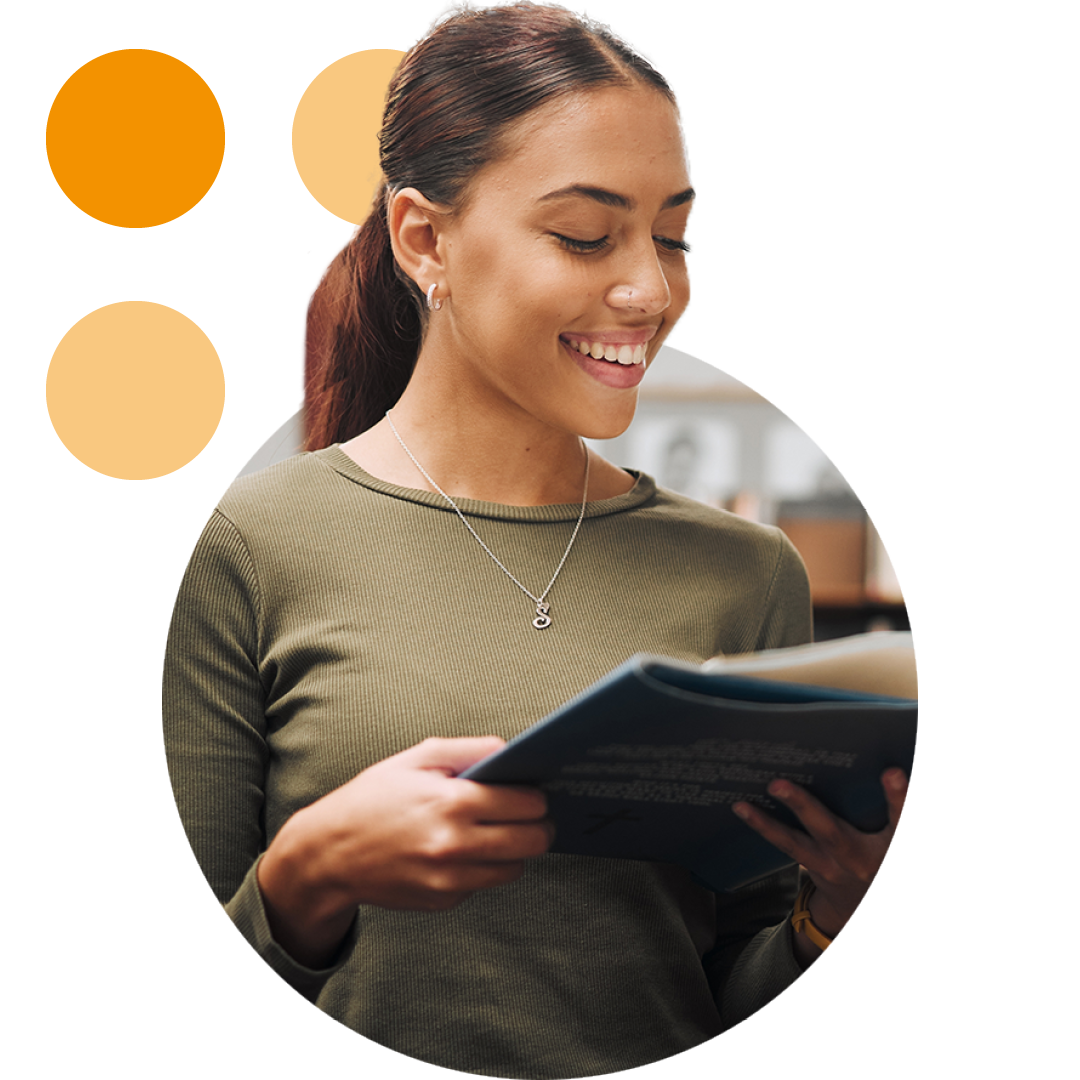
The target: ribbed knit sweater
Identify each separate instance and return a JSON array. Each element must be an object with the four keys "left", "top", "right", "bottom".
[{"left": 163, "top": 446, "right": 814, "bottom": 1078}]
